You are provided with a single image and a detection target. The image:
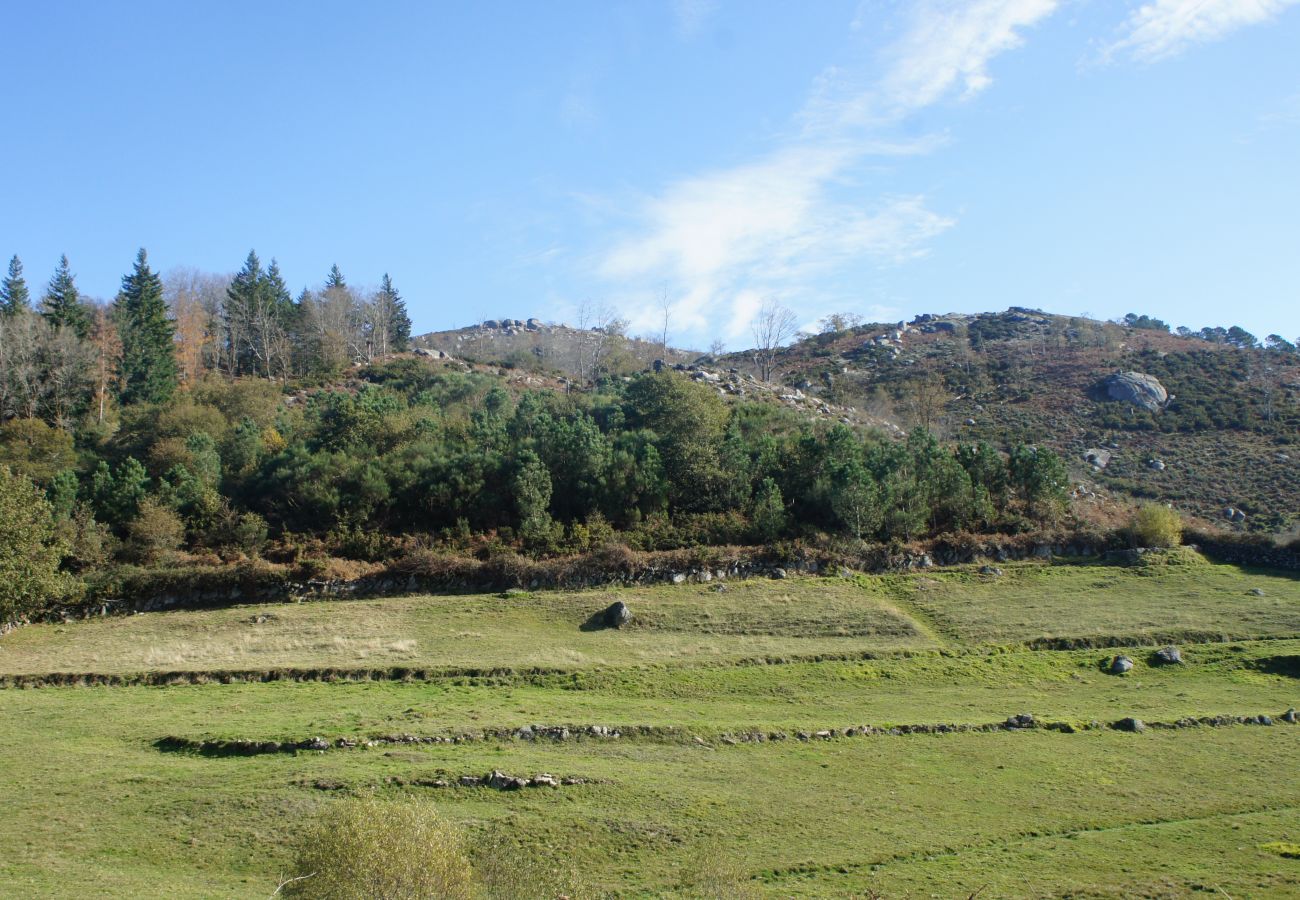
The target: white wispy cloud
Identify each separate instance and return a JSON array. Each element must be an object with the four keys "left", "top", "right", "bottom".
[
  {"left": 597, "top": 1, "right": 1058, "bottom": 344},
  {"left": 1101, "top": 0, "right": 1300, "bottom": 64}
]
